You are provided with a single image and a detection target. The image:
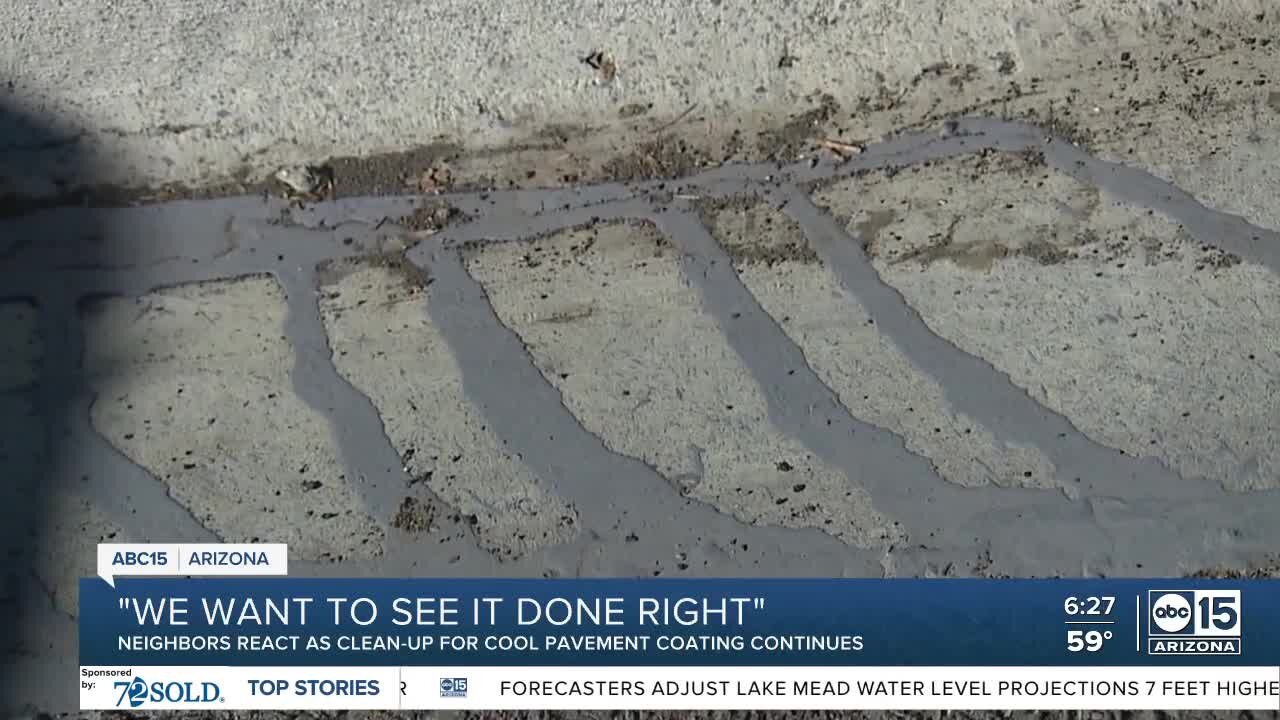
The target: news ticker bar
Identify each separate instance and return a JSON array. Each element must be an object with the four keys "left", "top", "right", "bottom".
[{"left": 80, "top": 666, "right": 1280, "bottom": 711}]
